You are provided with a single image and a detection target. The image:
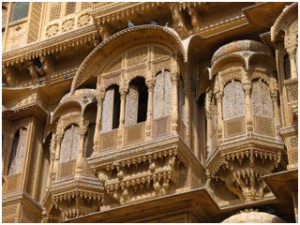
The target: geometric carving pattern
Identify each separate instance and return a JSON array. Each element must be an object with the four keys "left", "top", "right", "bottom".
[
  {"left": 125, "top": 86, "right": 139, "bottom": 126},
  {"left": 125, "top": 123, "right": 145, "bottom": 145},
  {"left": 8, "top": 128, "right": 27, "bottom": 175},
  {"left": 254, "top": 115, "right": 274, "bottom": 137},
  {"left": 3, "top": 173, "right": 22, "bottom": 194},
  {"left": 153, "top": 116, "right": 171, "bottom": 138},
  {"left": 100, "top": 129, "right": 117, "bottom": 151},
  {"left": 60, "top": 125, "right": 80, "bottom": 163},
  {"left": 65, "top": 2, "right": 76, "bottom": 16},
  {"left": 251, "top": 80, "right": 273, "bottom": 118},
  {"left": 58, "top": 160, "right": 76, "bottom": 180},
  {"left": 153, "top": 71, "right": 172, "bottom": 119},
  {"left": 289, "top": 137, "right": 298, "bottom": 164},
  {"left": 49, "top": 3, "right": 61, "bottom": 21},
  {"left": 286, "top": 81, "right": 298, "bottom": 102},
  {"left": 223, "top": 80, "right": 245, "bottom": 120},
  {"left": 27, "top": 3, "right": 42, "bottom": 43},
  {"left": 224, "top": 116, "right": 245, "bottom": 138},
  {"left": 81, "top": 2, "right": 92, "bottom": 10}
]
